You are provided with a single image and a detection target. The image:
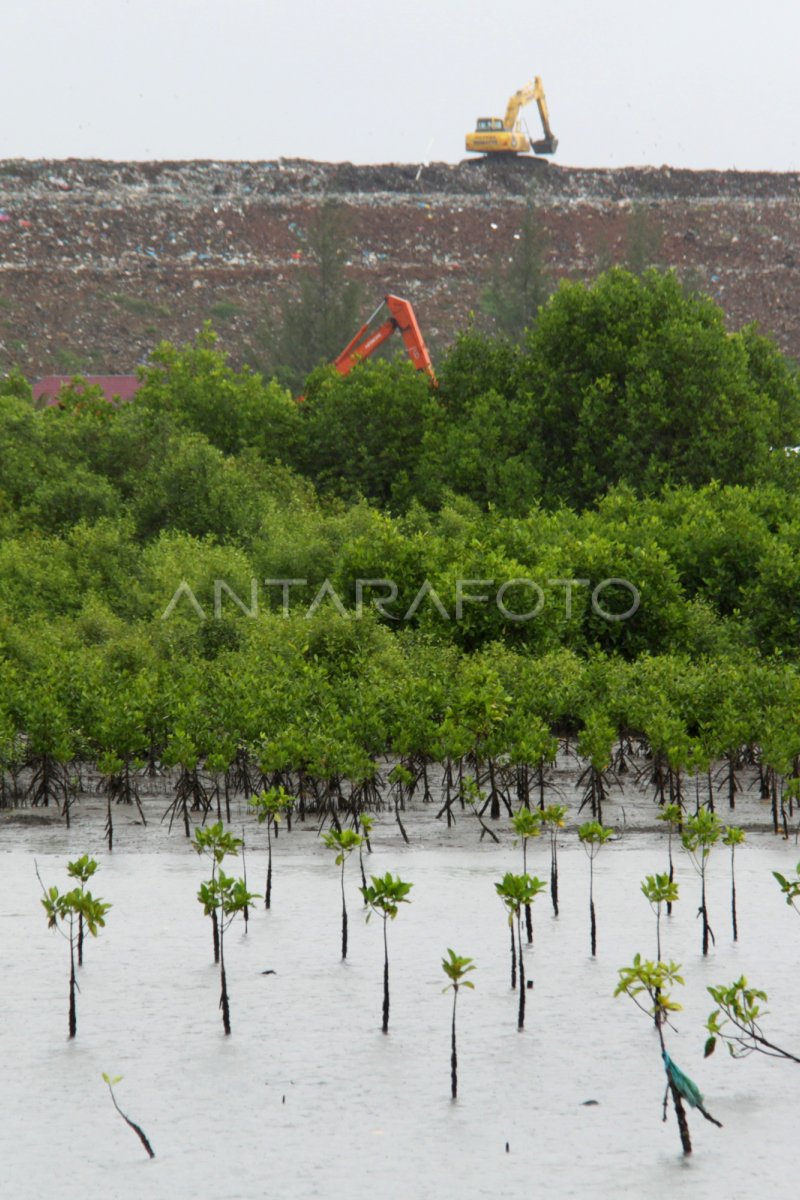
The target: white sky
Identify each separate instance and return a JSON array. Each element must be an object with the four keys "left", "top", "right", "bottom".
[{"left": 3, "top": 0, "right": 799, "bottom": 170}]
